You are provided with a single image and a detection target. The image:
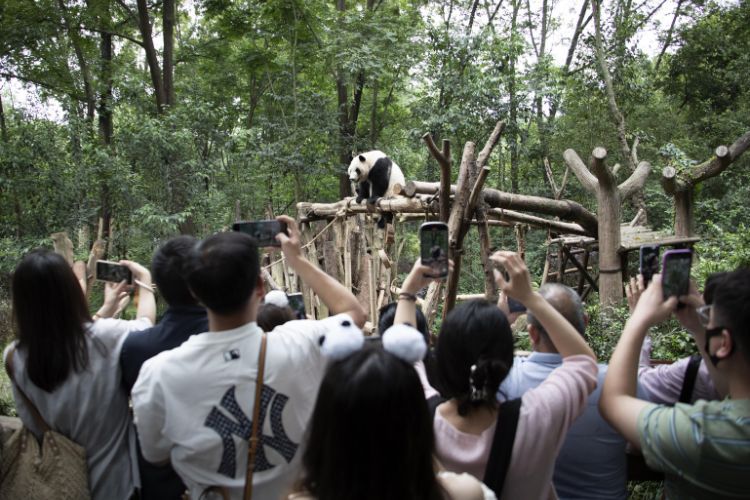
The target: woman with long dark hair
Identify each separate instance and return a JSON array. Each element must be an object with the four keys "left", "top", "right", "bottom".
[
  {"left": 289, "top": 330, "right": 494, "bottom": 500},
  {"left": 4, "top": 249, "right": 156, "bottom": 500},
  {"left": 396, "top": 252, "right": 598, "bottom": 499}
]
